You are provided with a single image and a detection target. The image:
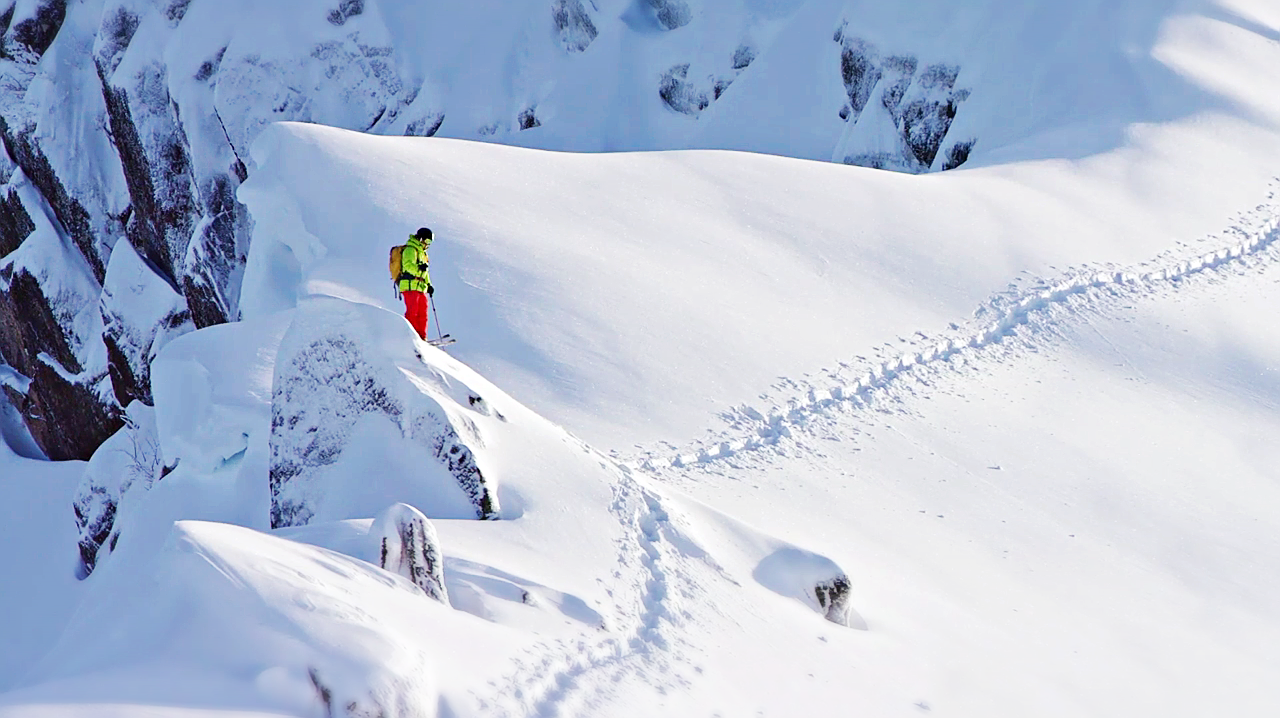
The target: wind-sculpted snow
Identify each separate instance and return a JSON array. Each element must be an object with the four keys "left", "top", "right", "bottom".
[{"left": 269, "top": 298, "right": 498, "bottom": 529}]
